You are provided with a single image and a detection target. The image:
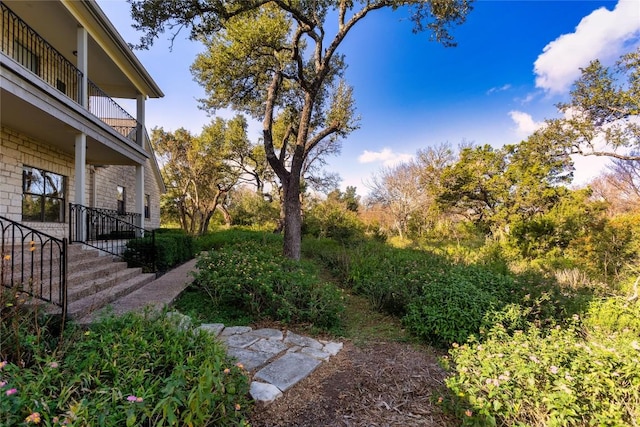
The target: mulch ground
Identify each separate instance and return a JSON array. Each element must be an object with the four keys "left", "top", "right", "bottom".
[{"left": 248, "top": 340, "right": 460, "bottom": 427}]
